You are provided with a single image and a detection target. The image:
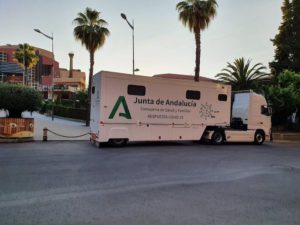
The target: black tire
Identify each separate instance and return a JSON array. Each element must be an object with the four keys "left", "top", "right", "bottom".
[
  {"left": 254, "top": 131, "right": 265, "bottom": 145},
  {"left": 109, "top": 139, "right": 127, "bottom": 147},
  {"left": 211, "top": 130, "right": 225, "bottom": 145}
]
